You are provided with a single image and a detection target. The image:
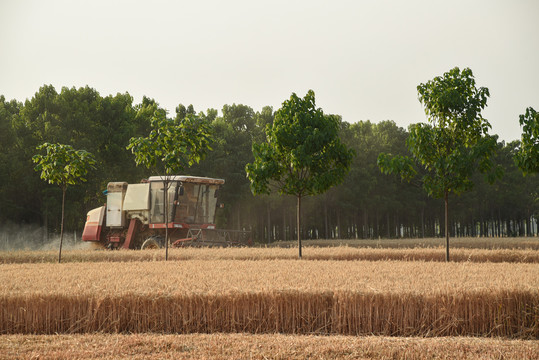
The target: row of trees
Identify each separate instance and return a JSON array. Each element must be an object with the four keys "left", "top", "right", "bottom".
[{"left": 0, "top": 75, "right": 537, "bottom": 250}]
